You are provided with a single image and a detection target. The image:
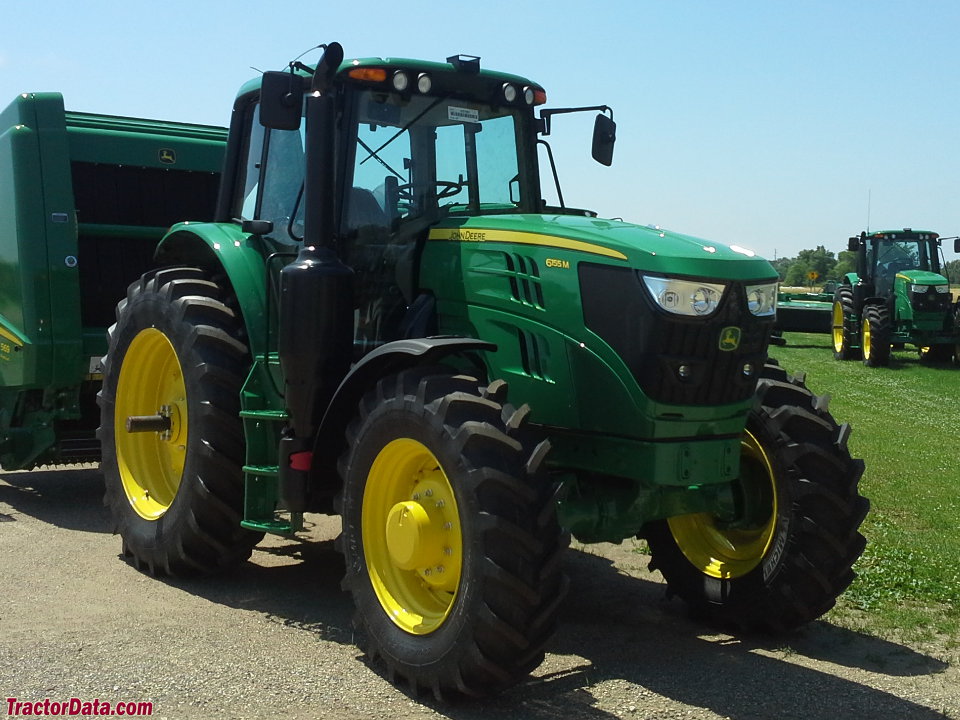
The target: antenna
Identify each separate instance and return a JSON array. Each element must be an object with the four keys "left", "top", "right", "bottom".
[{"left": 866, "top": 189, "right": 871, "bottom": 233}]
